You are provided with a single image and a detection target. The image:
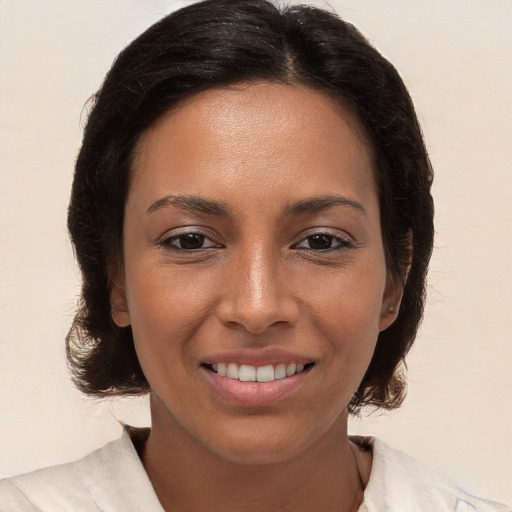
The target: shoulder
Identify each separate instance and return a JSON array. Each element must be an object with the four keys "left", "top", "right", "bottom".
[
  {"left": 0, "top": 445, "right": 109, "bottom": 511},
  {"left": 0, "top": 429, "right": 164, "bottom": 512},
  {"left": 357, "top": 437, "right": 510, "bottom": 512}
]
